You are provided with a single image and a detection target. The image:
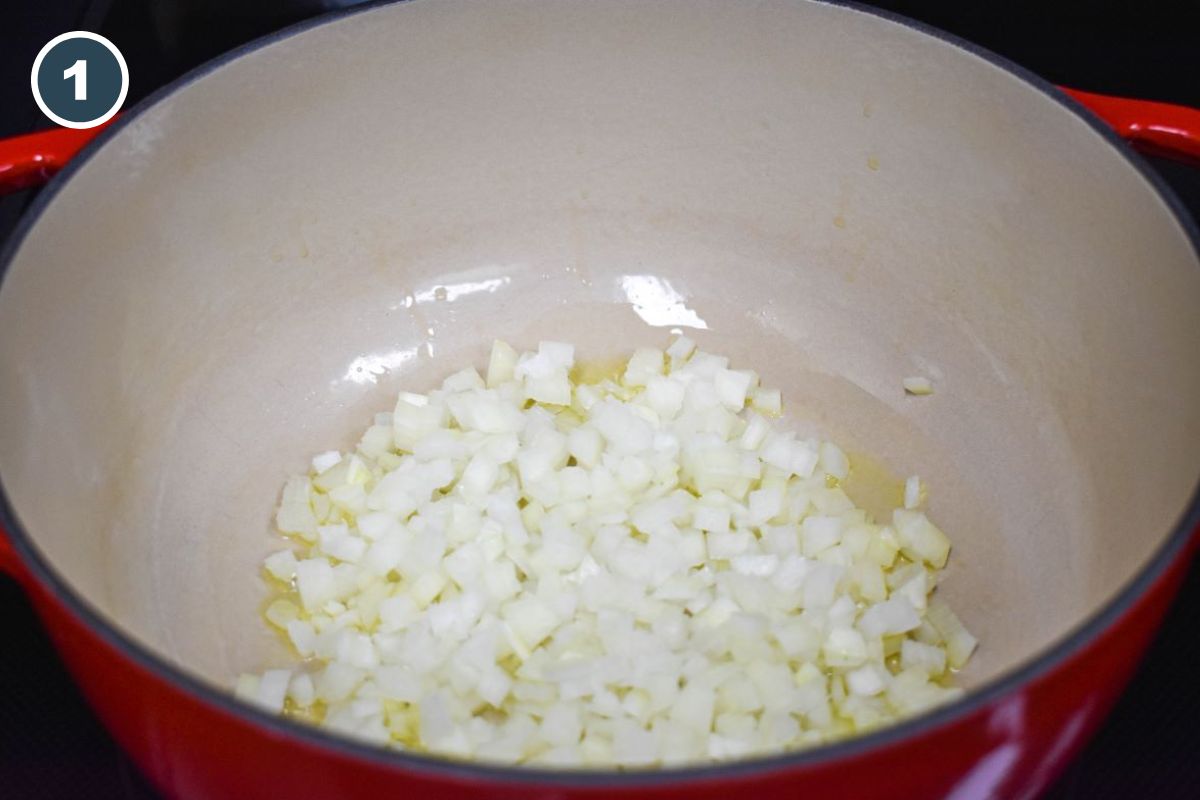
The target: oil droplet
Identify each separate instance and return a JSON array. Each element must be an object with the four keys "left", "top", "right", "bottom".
[
  {"left": 841, "top": 452, "right": 906, "bottom": 522},
  {"left": 862, "top": 102, "right": 873, "bottom": 118},
  {"left": 571, "top": 356, "right": 627, "bottom": 385},
  {"left": 833, "top": 214, "right": 847, "bottom": 229},
  {"left": 867, "top": 154, "right": 880, "bottom": 171},
  {"left": 283, "top": 697, "right": 327, "bottom": 725}
]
